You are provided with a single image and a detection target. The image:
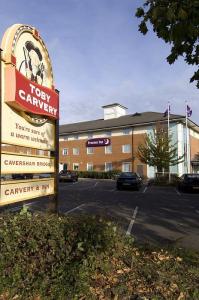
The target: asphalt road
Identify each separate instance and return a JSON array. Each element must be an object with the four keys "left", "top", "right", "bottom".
[
  {"left": 56, "top": 179, "right": 199, "bottom": 250},
  {"left": 16, "top": 178, "right": 198, "bottom": 250}
]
